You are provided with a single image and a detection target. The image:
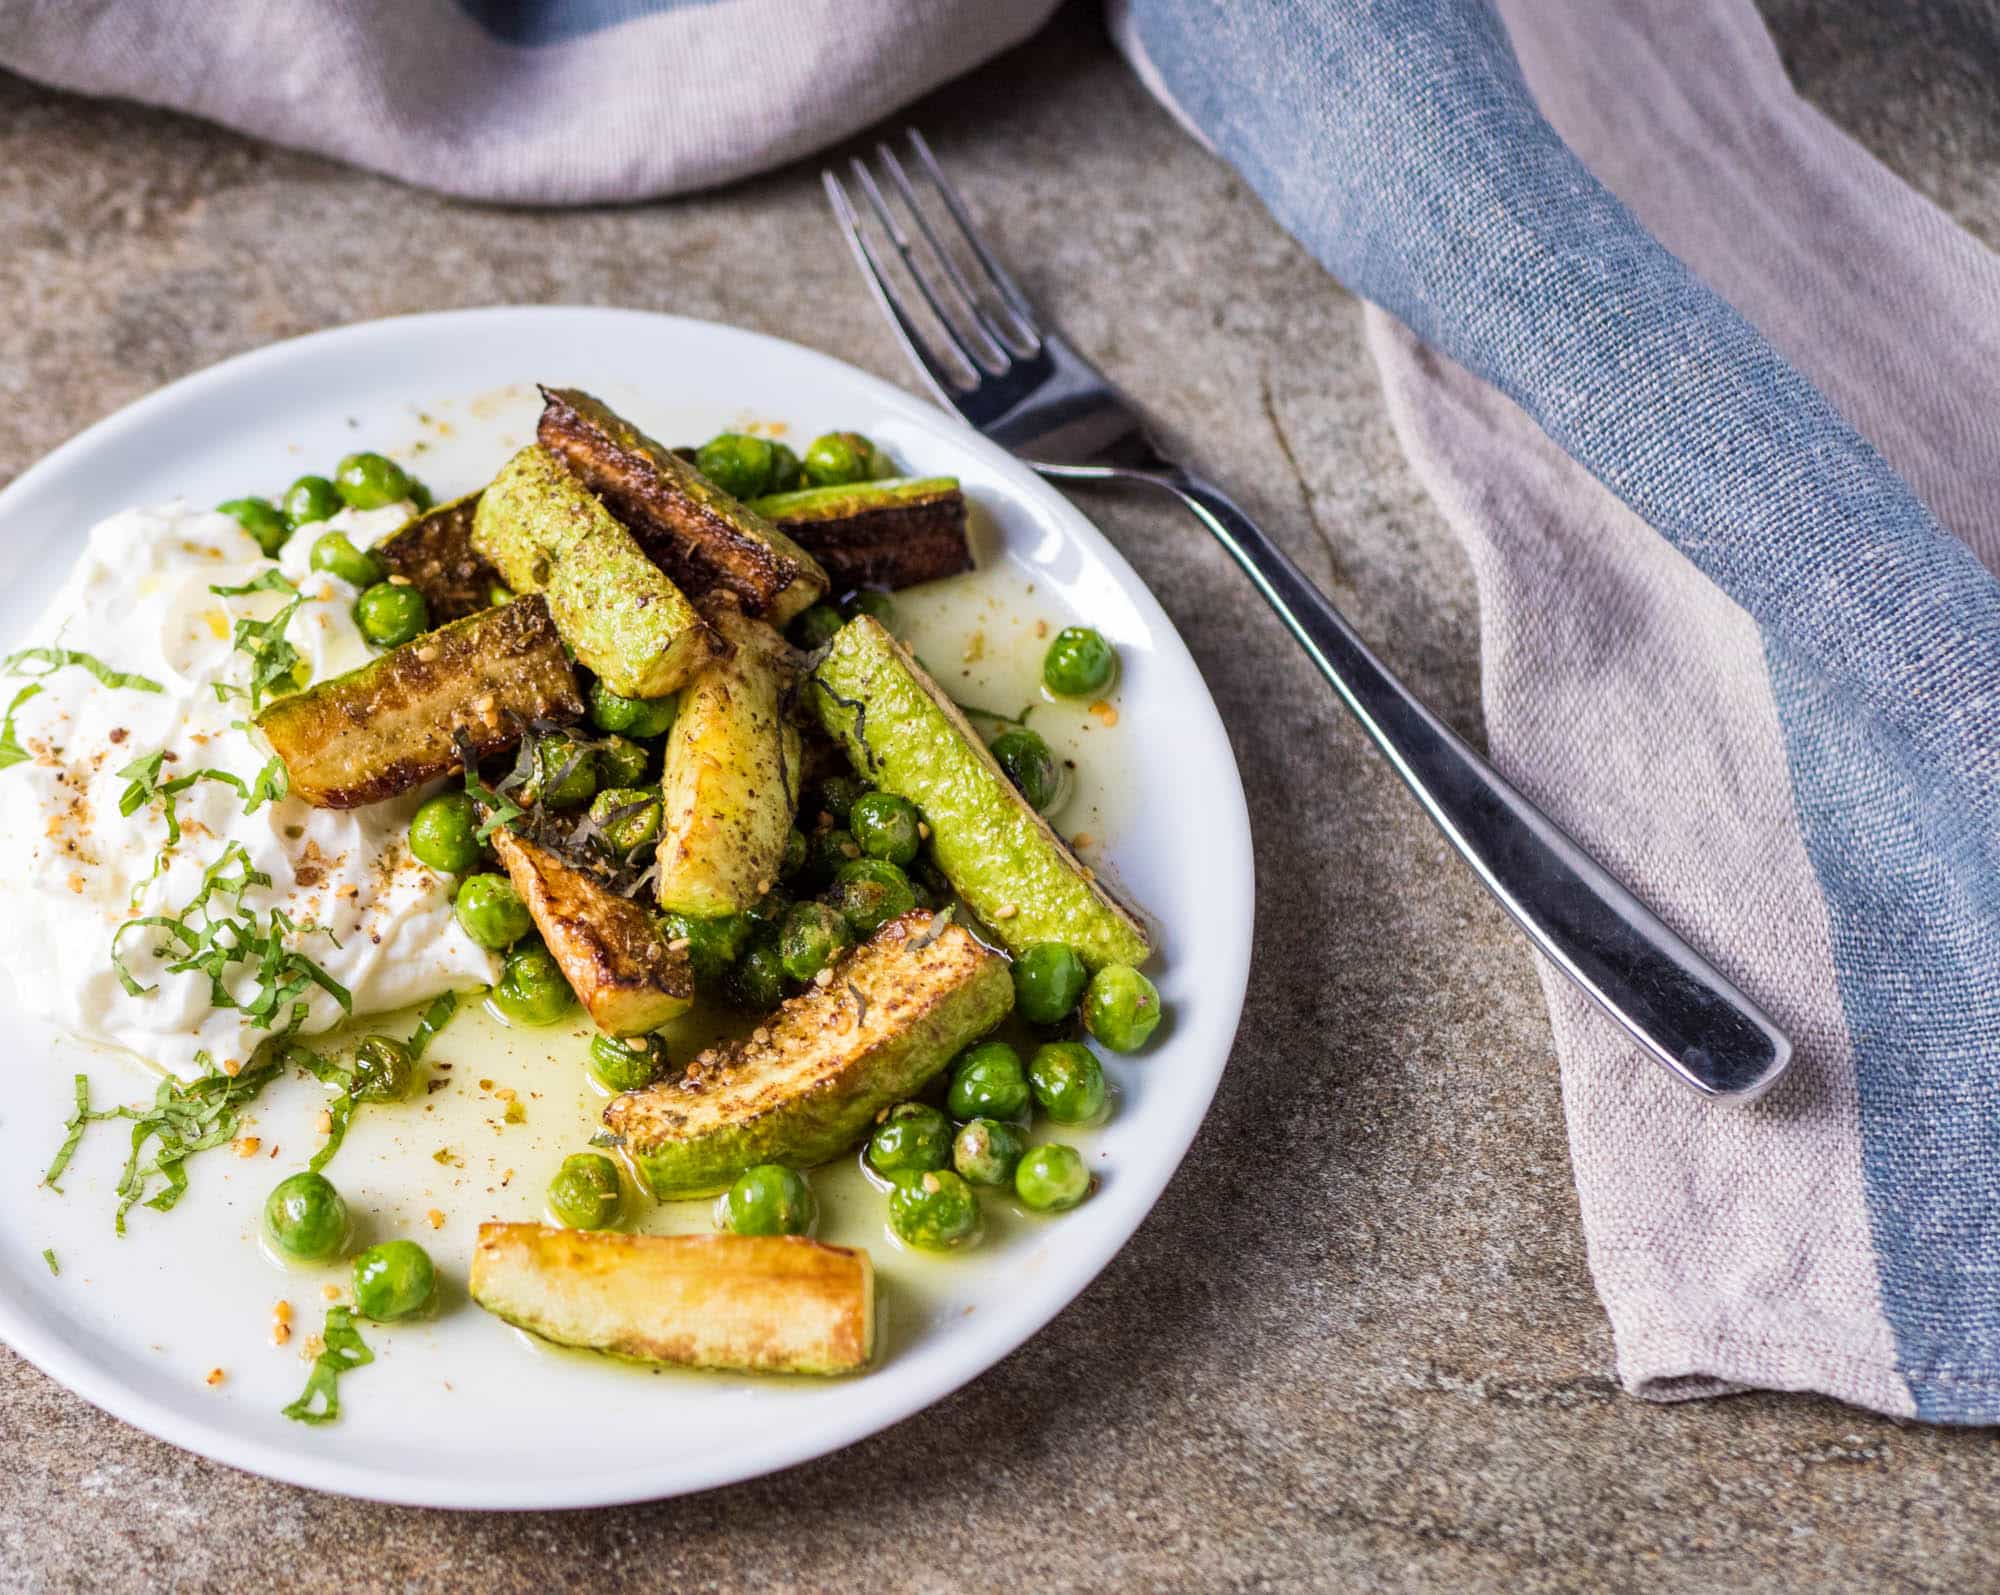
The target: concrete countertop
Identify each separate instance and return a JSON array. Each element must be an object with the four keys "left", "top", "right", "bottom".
[{"left": 3, "top": 4, "right": 1998, "bottom": 1588}]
